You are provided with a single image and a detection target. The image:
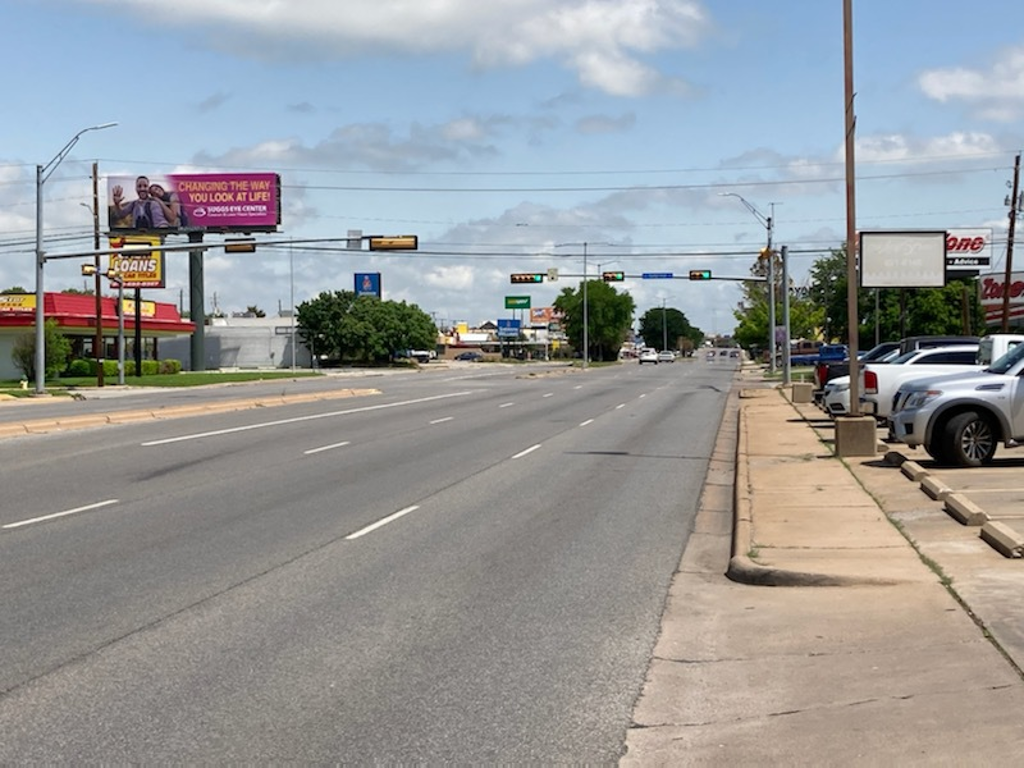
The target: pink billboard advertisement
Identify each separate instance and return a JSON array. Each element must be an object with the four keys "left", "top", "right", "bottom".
[{"left": 107, "top": 172, "right": 281, "bottom": 234}]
